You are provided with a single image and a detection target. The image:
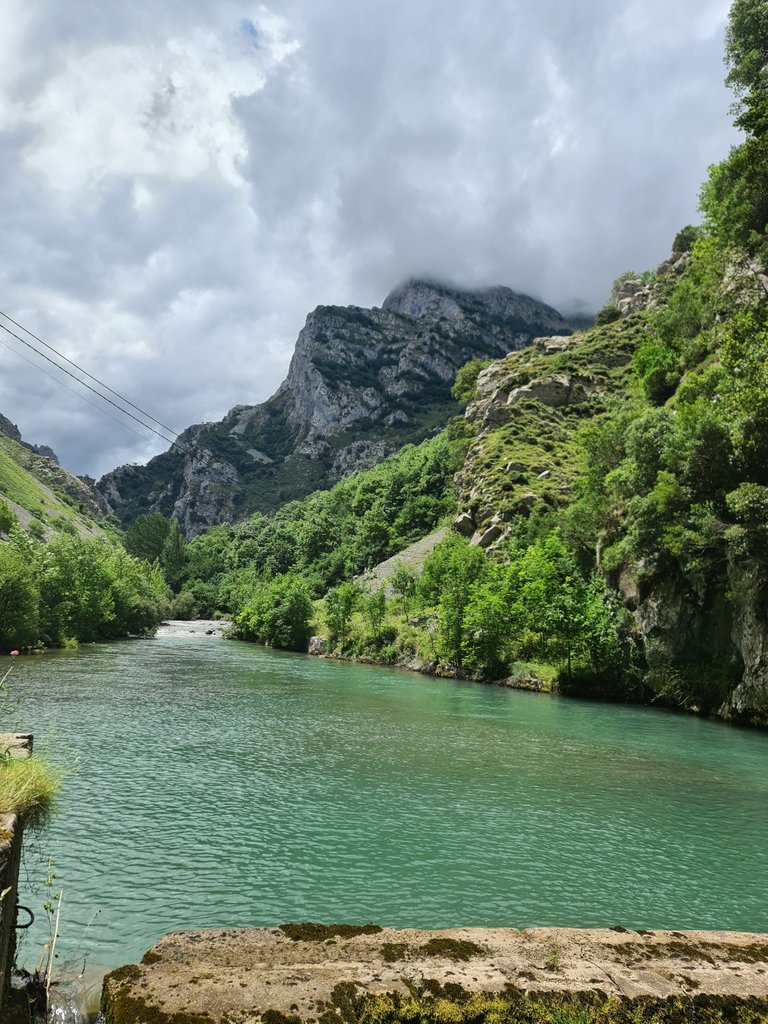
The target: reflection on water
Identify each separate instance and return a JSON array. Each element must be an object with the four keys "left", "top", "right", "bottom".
[{"left": 7, "top": 622, "right": 768, "bottom": 982}]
